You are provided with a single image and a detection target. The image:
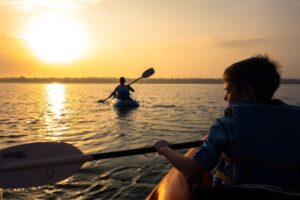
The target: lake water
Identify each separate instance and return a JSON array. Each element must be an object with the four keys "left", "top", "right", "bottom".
[{"left": 0, "top": 83, "right": 299, "bottom": 199}]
